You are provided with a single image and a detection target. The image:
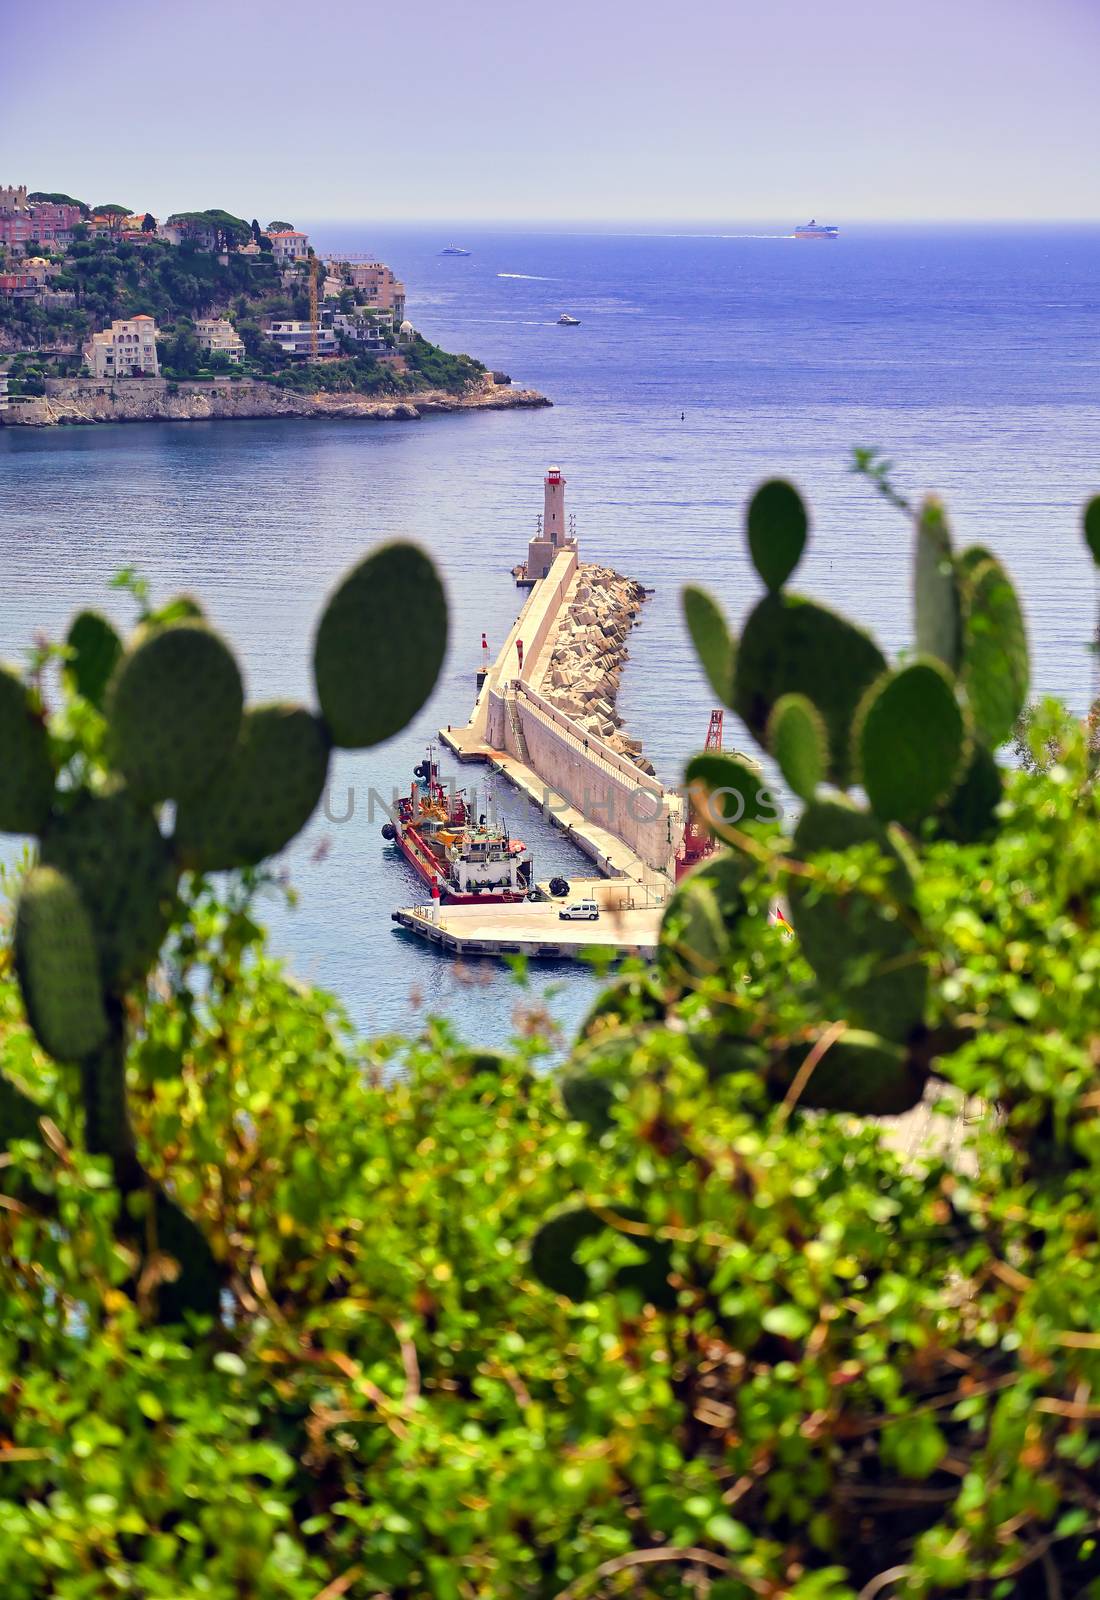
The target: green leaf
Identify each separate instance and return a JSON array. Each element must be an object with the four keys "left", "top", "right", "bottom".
[
  {"left": 762, "top": 1303, "right": 812, "bottom": 1339},
  {"left": 882, "top": 1414, "right": 948, "bottom": 1480},
  {"left": 747, "top": 479, "right": 808, "bottom": 592},
  {"left": 1084, "top": 495, "right": 1100, "bottom": 565},
  {"left": 914, "top": 497, "right": 962, "bottom": 670},
  {"left": 767, "top": 692, "right": 827, "bottom": 800},
  {"left": 959, "top": 552, "right": 1029, "bottom": 747},
  {"left": 855, "top": 657, "right": 967, "bottom": 829},
  {"left": 682, "top": 585, "right": 734, "bottom": 705}
]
